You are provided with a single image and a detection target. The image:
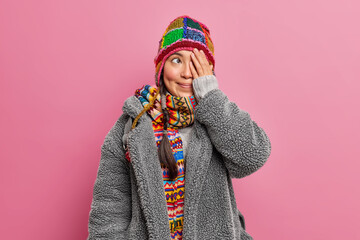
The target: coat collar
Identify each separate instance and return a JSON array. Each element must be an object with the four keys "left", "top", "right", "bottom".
[{"left": 123, "top": 95, "right": 213, "bottom": 240}]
